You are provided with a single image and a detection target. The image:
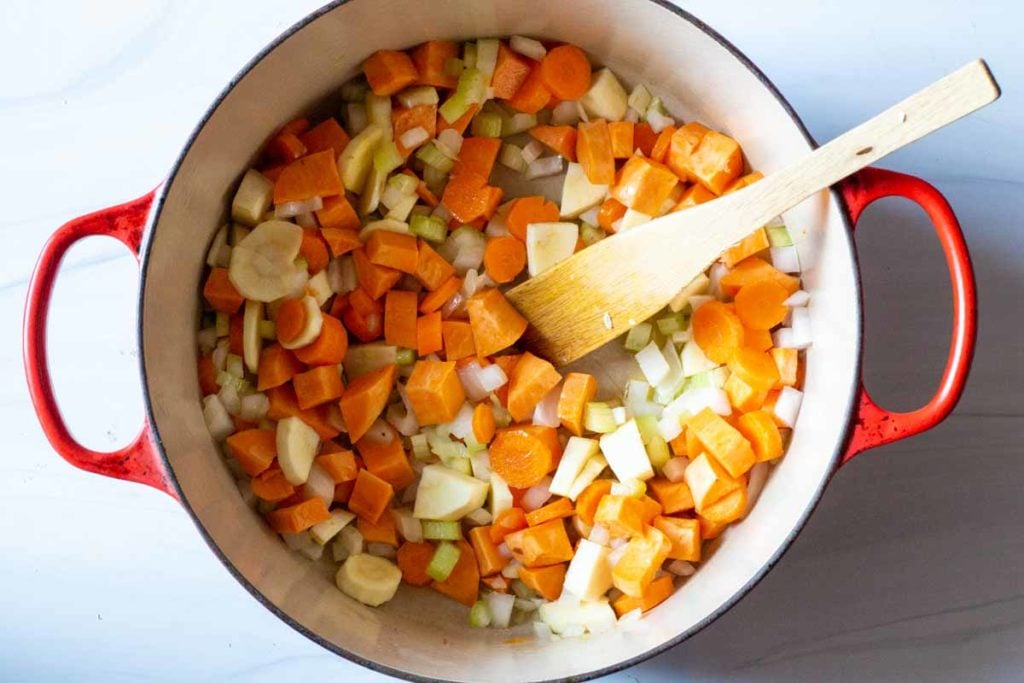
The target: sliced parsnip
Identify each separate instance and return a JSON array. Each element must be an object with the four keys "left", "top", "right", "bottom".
[
  {"left": 599, "top": 419, "right": 654, "bottom": 482},
  {"left": 242, "top": 299, "right": 263, "bottom": 373},
  {"left": 339, "top": 124, "right": 385, "bottom": 192},
  {"left": 526, "top": 222, "right": 578, "bottom": 277},
  {"left": 413, "top": 464, "right": 489, "bottom": 521},
  {"left": 563, "top": 539, "right": 614, "bottom": 601},
  {"left": 336, "top": 554, "right": 402, "bottom": 606},
  {"left": 228, "top": 221, "right": 304, "bottom": 302},
  {"left": 549, "top": 437, "right": 599, "bottom": 497},
  {"left": 307, "top": 271, "right": 332, "bottom": 307},
  {"left": 277, "top": 416, "right": 320, "bottom": 485},
  {"left": 231, "top": 169, "right": 274, "bottom": 226},
  {"left": 206, "top": 225, "right": 229, "bottom": 268},
  {"left": 580, "top": 68, "right": 628, "bottom": 122},
  {"left": 560, "top": 162, "right": 608, "bottom": 219}
]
